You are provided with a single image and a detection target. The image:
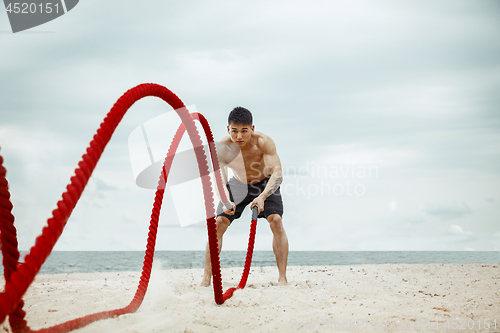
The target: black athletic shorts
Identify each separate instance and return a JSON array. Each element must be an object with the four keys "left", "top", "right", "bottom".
[{"left": 216, "top": 176, "right": 284, "bottom": 223}]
